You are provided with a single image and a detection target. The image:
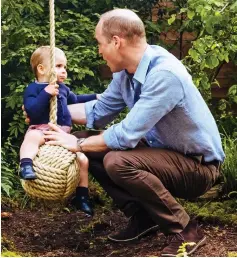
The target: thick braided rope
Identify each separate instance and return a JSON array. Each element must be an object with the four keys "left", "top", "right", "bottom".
[
  {"left": 22, "top": 145, "right": 80, "bottom": 200},
  {"left": 21, "top": 0, "right": 79, "bottom": 200},
  {"left": 49, "top": 0, "right": 57, "bottom": 124}
]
